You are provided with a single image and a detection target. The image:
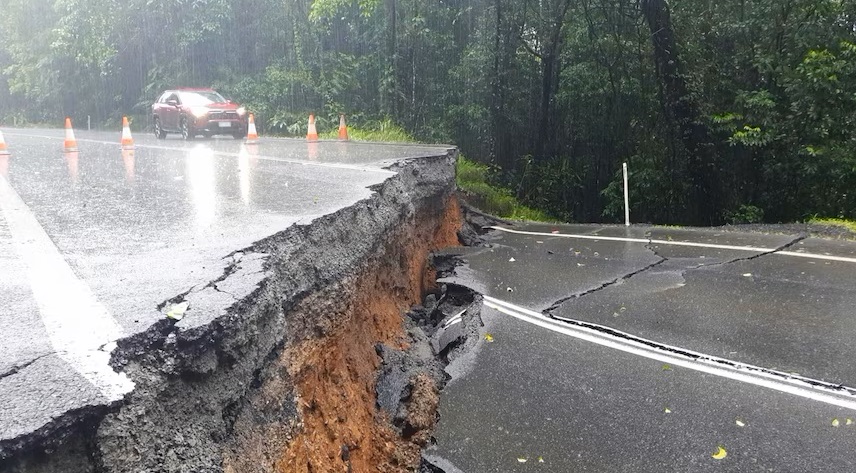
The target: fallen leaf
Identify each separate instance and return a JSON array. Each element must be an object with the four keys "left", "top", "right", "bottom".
[
  {"left": 662, "top": 364, "right": 672, "bottom": 371},
  {"left": 509, "top": 257, "right": 516, "bottom": 262},
  {"left": 735, "top": 420, "right": 745, "bottom": 427},
  {"left": 664, "top": 407, "right": 672, "bottom": 414},
  {"left": 538, "top": 456, "right": 545, "bottom": 463},
  {"left": 166, "top": 301, "right": 189, "bottom": 320},
  {"left": 742, "top": 273, "right": 752, "bottom": 277},
  {"left": 847, "top": 418, "right": 853, "bottom": 426},
  {"left": 832, "top": 418, "right": 840, "bottom": 427},
  {"left": 485, "top": 333, "right": 495, "bottom": 343},
  {"left": 517, "top": 457, "right": 527, "bottom": 463},
  {"left": 712, "top": 446, "right": 727, "bottom": 460}
]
